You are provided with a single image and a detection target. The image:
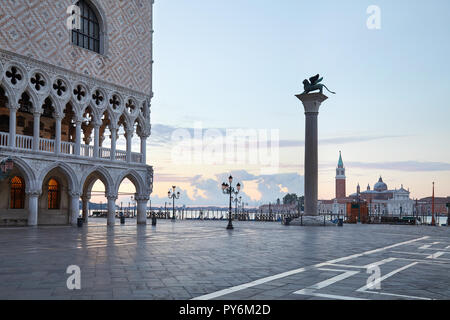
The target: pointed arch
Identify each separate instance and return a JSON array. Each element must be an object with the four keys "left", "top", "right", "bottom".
[
  {"left": 114, "top": 169, "right": 145, "bottom": 196},
  {"left": 0, "top": 79, "right": 16, "bottom": 107},
  {"left": 38, "top": 161, "right": 79, "bottom": 194},
  {"left": 80, "top": 166, "right": 114, "bottom": 196},
  {"left": 3, "top": 156, "right": 37, "bottom": 193}
]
